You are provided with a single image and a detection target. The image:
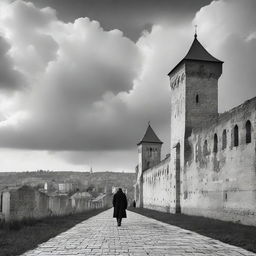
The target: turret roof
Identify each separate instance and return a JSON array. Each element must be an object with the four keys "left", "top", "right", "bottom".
[
  {"left": 168, "top": 34, "right": 223, "bottom": 75},
  {"left": 137, "top": 124, "right": 163, "bottom": 145}
]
